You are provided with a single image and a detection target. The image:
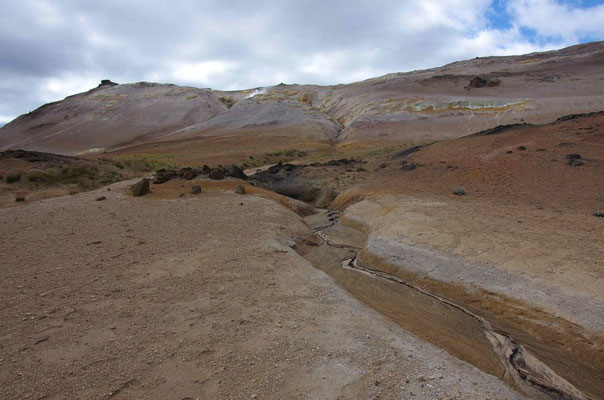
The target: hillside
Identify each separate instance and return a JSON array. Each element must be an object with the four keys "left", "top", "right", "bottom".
[{"left": 1, "top": 42, "right": 603, "bottom": 159}]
